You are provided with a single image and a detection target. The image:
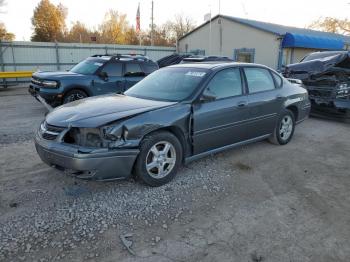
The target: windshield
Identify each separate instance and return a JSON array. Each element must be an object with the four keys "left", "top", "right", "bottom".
[
  {"left": 124, "top": 67, "right": 208, "bottom": 101},
  {"left": 300, "top": 51, "right": 346, "bottom": 62},
  {"left": 70, "top": 58, "right": 106, "bottom": 75}
]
